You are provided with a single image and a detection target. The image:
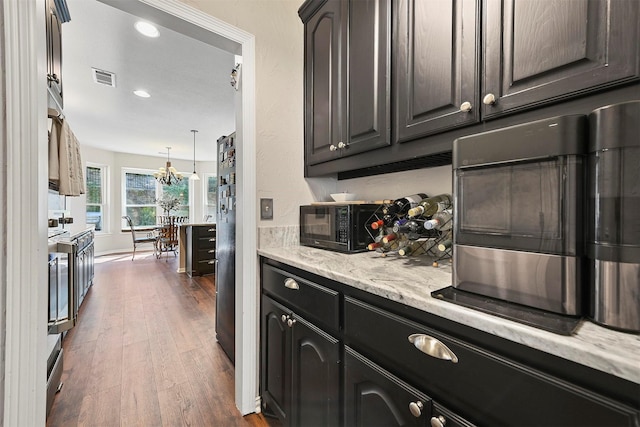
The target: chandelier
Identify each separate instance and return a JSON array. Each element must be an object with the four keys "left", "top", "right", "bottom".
[{"left": 154, "top": 146, "right": 183, "bottom": 185}]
